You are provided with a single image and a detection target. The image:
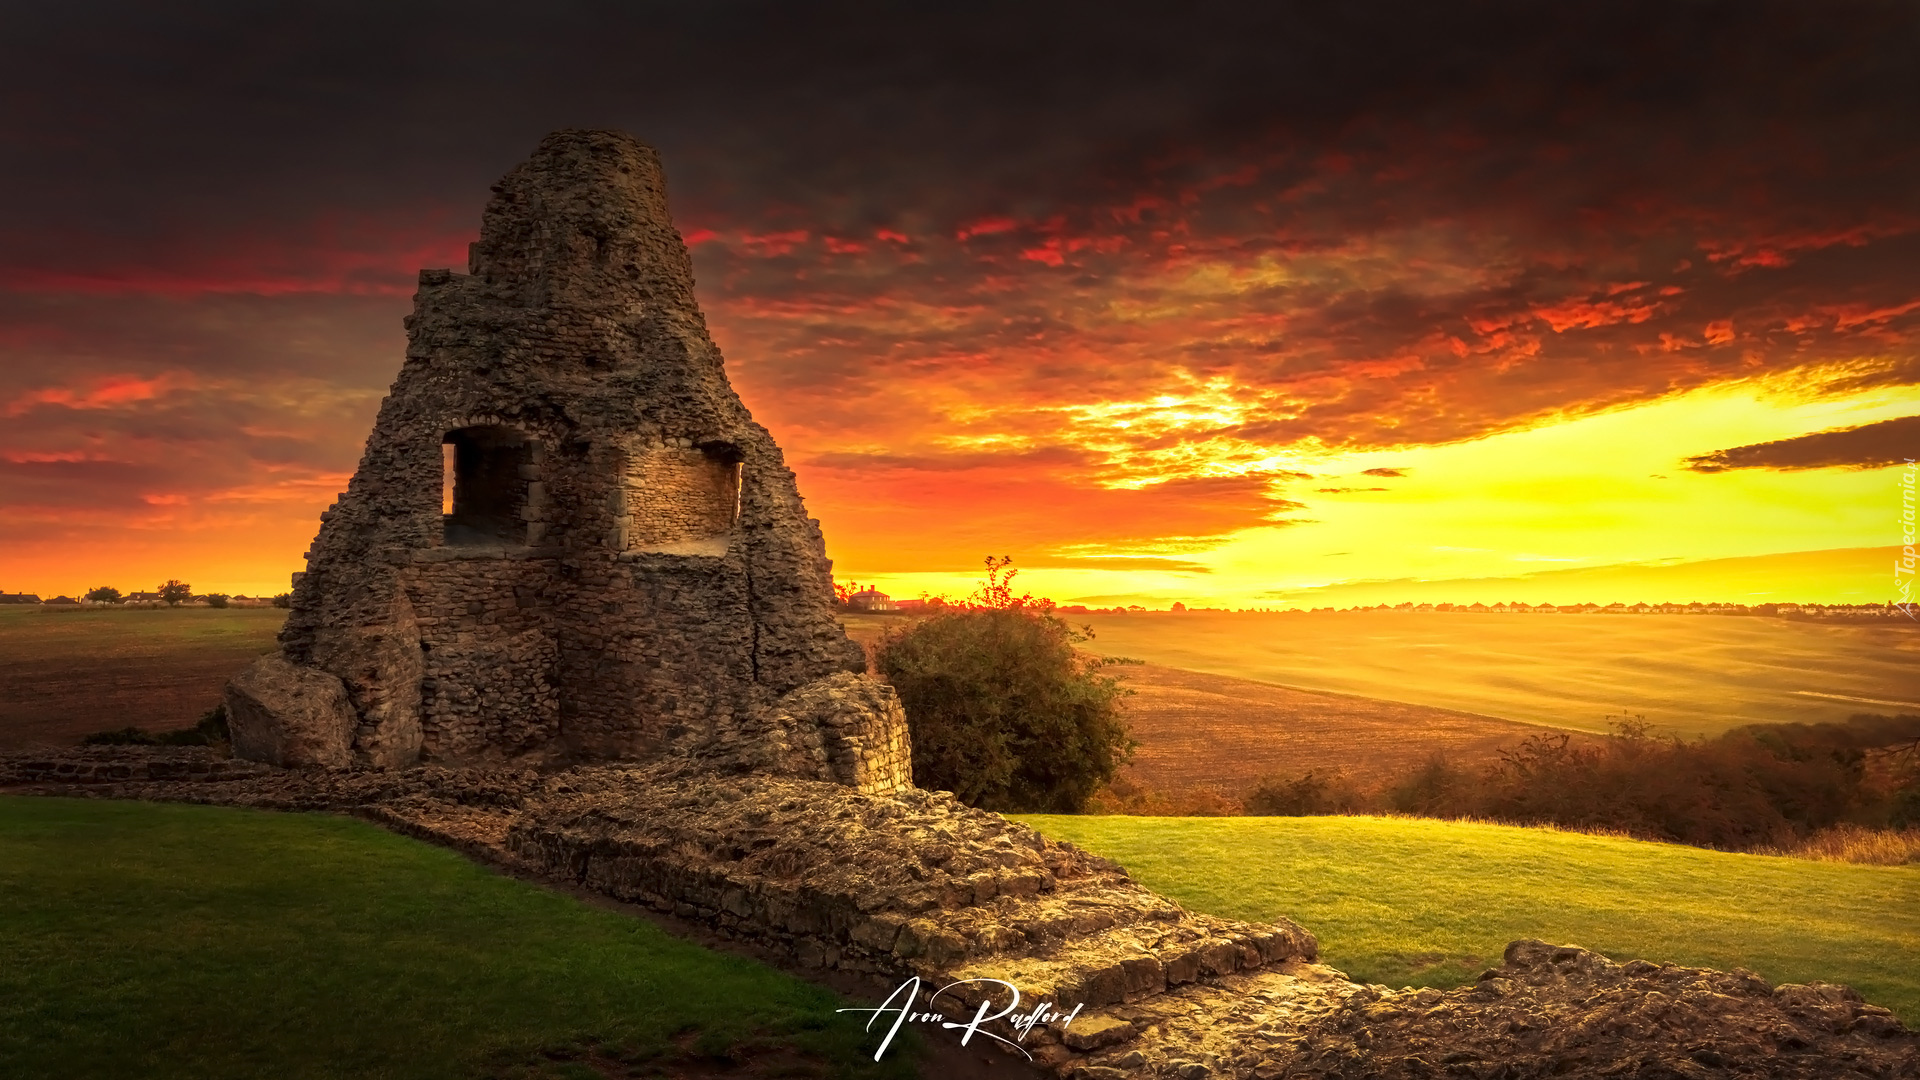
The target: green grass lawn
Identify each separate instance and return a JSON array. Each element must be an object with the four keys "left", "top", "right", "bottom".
[
  {"left": 1018, "top": 813, "right": 1920, "bottom": 1025},
  {"left": 0, "top": 796, "right": 918, "bottom": 1080}
]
